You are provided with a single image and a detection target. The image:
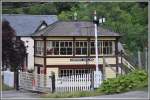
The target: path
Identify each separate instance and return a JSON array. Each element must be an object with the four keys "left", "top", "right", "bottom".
[
  {"left": 80, "top": 91, "right": 149, "bottom": 99},
  {"left": 1, "top": 90, "right": 40, "bottom": 99},
  {"left": 1, "top": 90, "right": 149, "bottom": 99}
]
